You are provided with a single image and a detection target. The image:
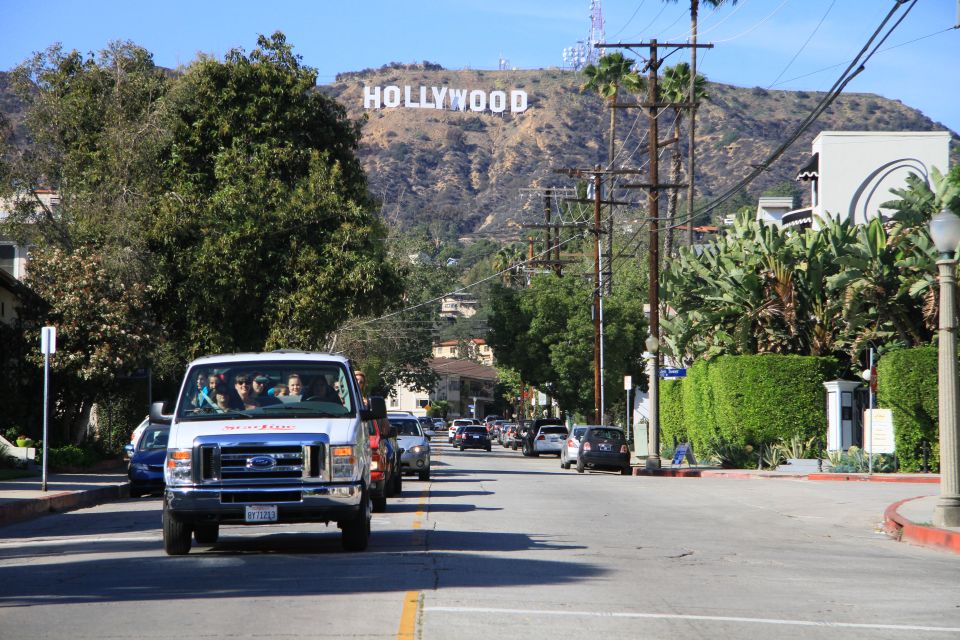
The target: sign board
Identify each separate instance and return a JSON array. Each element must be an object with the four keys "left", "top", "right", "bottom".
[
  {"left": 864, "top": 408, "right": 895, "bottom": 454},
  {"left": 660, "top": 367, "right": 686, "bottom": 379},
  {"left": 364, "top": 86, "right": 528, "bottom": 114},
  {"left": 671, "top": 442, "right": 697, "bottom": 466},
  {"left": 40, "top": 326, "right": 56, "bottom": 355},
  {"left": 623, "top": 375, "right": 632, "bottom": 390}
]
